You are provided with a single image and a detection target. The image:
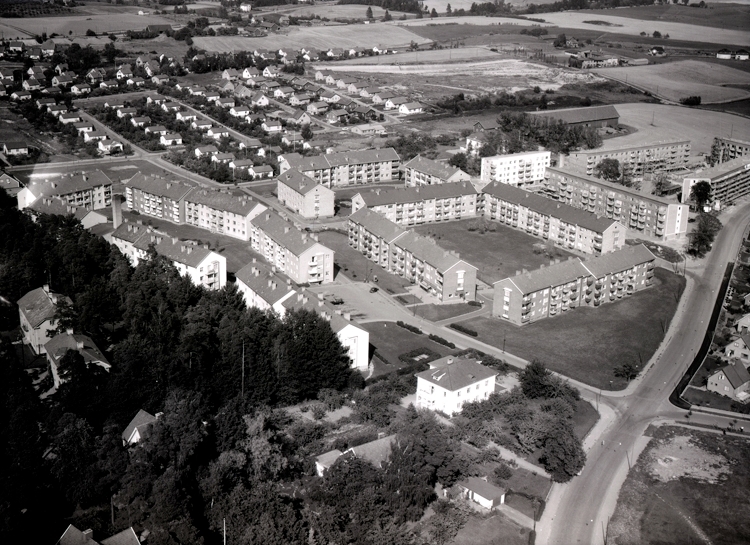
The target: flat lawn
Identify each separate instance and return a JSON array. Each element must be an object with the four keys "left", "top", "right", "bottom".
[
  {"left": 572, "top": 399, "right": 599, "bottom": 441},
  {"left": 317, "top": 230, "right": 411, "bottom": 294},
  {"left": 458, "top": 268, "right": 685, "bottom": 390},
  {"left": 451, "top": 513, "right": 529, "bottom": 545},
  {"left": 363, "top": 320, "right": 457, "bottom": 368},
  {"left": 0, "top": 12, "right": 175, "bottom": 37},
  {"left": 412, "top": 302, "right": 478, "bottom": 322},
  {"left": 281, "top": 4, "right": 410, "bottom": 19},
  {"left": 682, "top": 387, "right": 736, "bottom": 412},
  {"left": 414, "top": 220, "right": 575, "bottom": 285},
  {"left": 608, "top": 425, "right": 750, "bottom": 545},
  {"left": 504, "top": 466, "right": 552, "bottom": 499},
  {"left": 335, "top": 46, "right": 501, "bottom": 65},
  {"left": 593, "top": 60, "right": 750, "bottom": 104}
]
